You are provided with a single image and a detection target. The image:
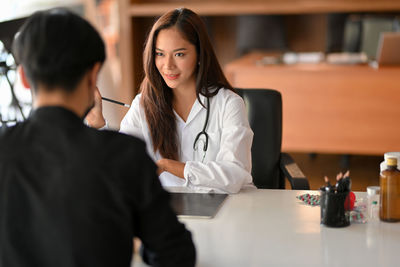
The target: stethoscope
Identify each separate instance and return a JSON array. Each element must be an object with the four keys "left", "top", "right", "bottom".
[{"left": 193, "top": 97, "right": 210, "bottom": 162}]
